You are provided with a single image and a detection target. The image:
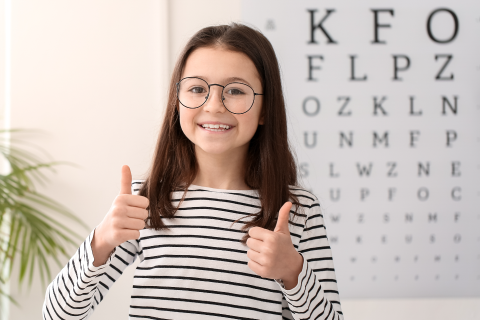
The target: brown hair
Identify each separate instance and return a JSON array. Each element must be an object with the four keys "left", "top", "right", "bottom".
[{"left": 139, "top": 23, "right": 304, "bottom": 244}]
